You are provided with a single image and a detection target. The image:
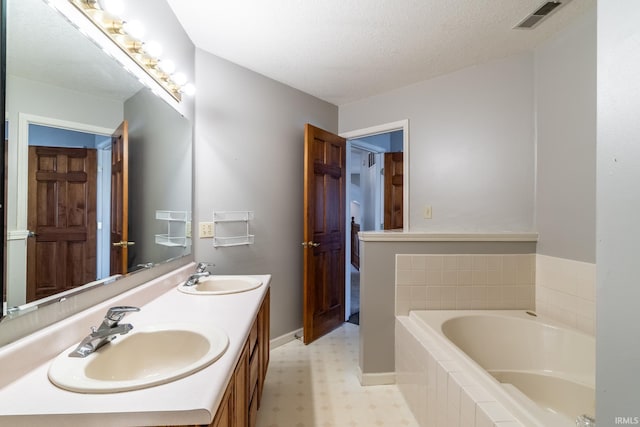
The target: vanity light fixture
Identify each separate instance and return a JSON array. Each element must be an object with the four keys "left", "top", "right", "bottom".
[{"left": 59, "top": 0, "right": 194, "bottom": 103}]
